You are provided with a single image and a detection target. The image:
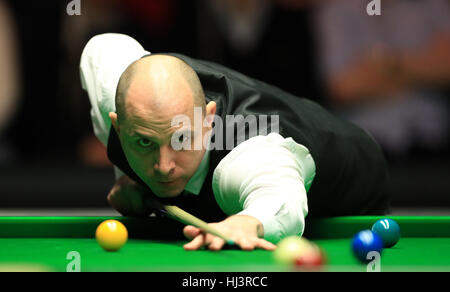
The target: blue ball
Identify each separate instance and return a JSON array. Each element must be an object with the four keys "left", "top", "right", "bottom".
[
  {"left": 372, "top": 218, "right": 400, "bottom": 248},
  {"left": 351, "top": 230, "right": 383, "bottom": 263}
]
